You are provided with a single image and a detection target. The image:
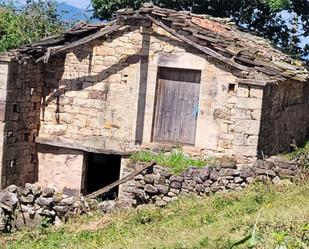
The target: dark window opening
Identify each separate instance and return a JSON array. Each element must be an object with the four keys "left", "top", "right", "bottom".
[
  {"left": 24, "top": 133, "right": 30, "bottom": 142},
  {"left": 228, "top": 83, "right": 236, "bottom": 93},
  {"left": 84, "top": 153, "right": 121, "bottom": 200},
  {"left": 13, "top": 104, "right": 18, "bottom": 113}
]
